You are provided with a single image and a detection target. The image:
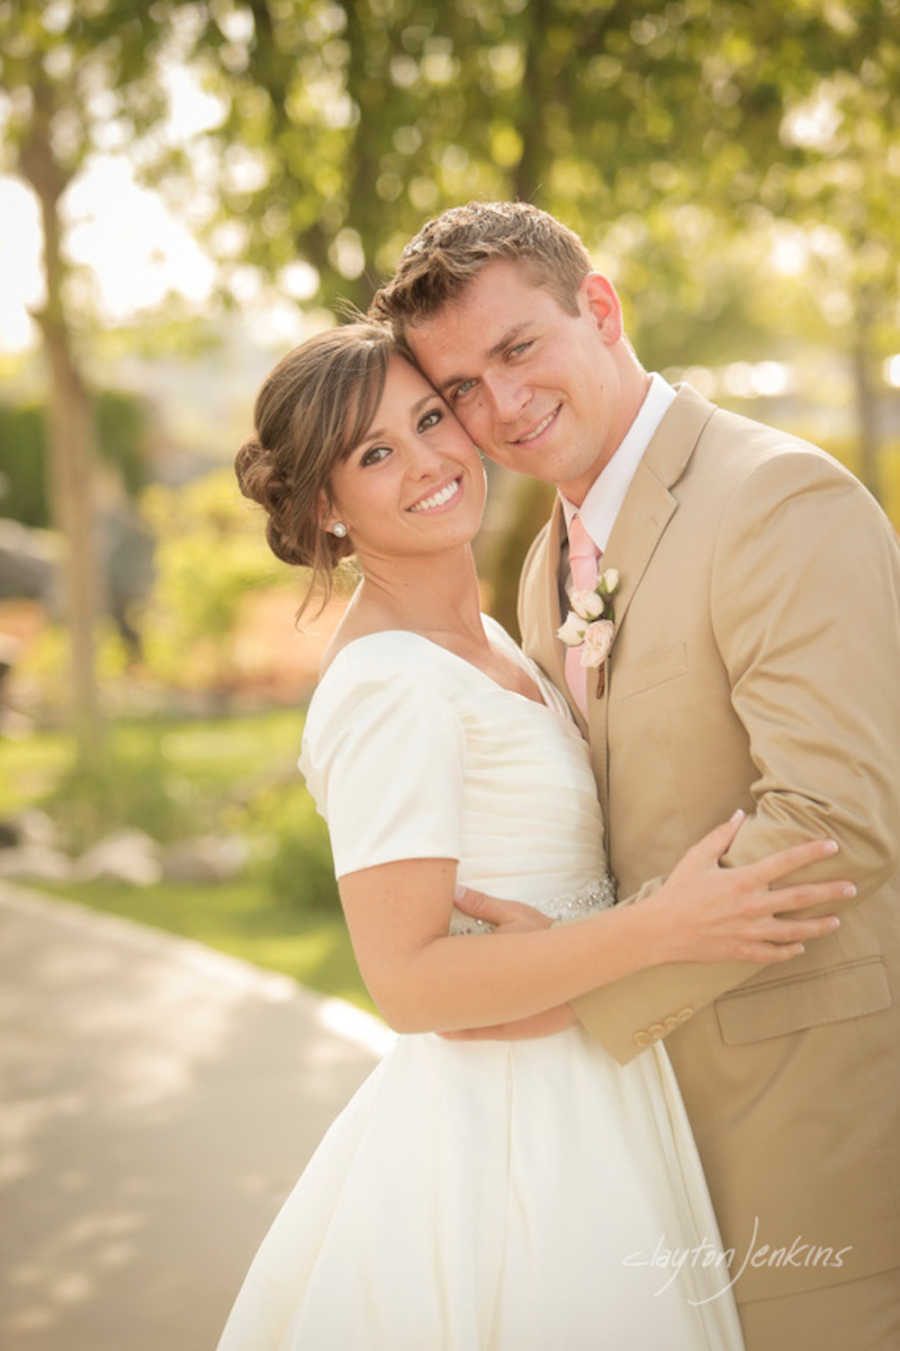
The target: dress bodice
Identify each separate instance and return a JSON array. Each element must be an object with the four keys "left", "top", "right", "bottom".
[{"left": 299, "top": 616, "right": 614, "bottom": 926}]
